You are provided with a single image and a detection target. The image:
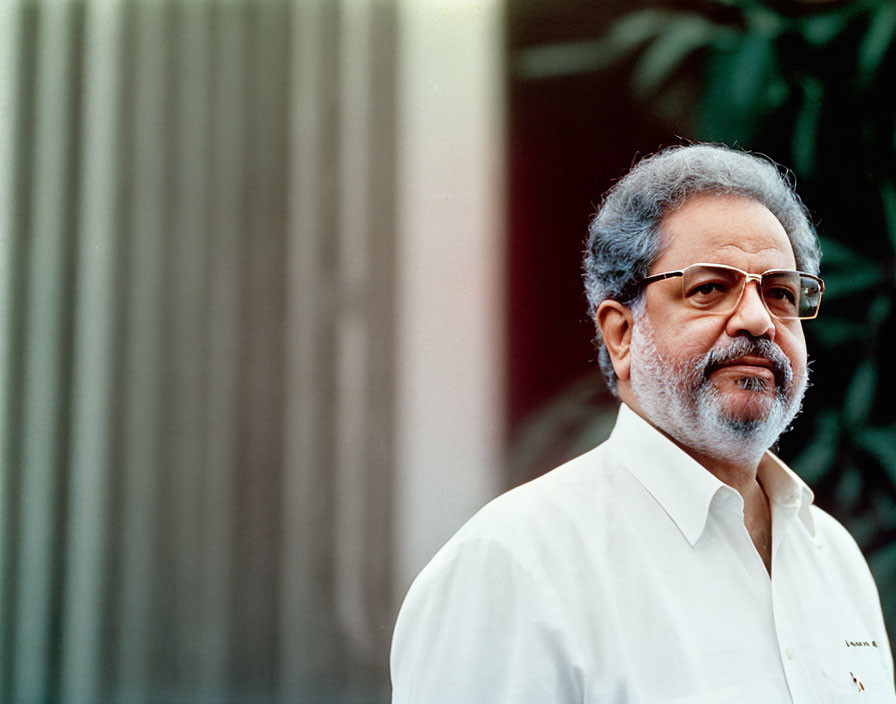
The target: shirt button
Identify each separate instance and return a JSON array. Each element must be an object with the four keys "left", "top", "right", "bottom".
[{"left": 786, "top": 648, "right": 795, "bottom": 660}]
